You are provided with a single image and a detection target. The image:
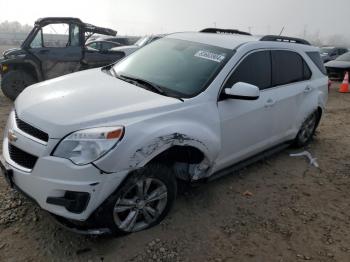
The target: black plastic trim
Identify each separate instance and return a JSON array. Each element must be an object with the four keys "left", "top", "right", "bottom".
[
  {"left": 261, "top": 35, "right": 311, "bottom": 46},
  {"left": 200, "top": 28, "right": 251, "bottom": 36},
  {"left": 208, "top": 141, "right": 292, "bottom": 182},
  {"left": 221, "top": 93, "right": 259, "bottom": 100},
  {"left": 46, "top": 191, "right": 90, "bottom": 214}
]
